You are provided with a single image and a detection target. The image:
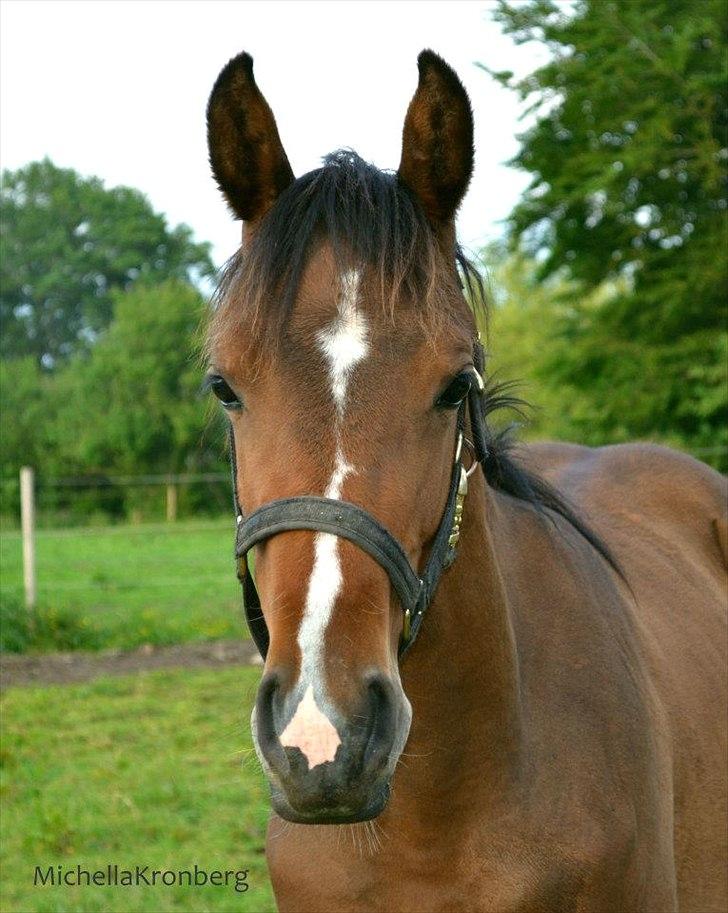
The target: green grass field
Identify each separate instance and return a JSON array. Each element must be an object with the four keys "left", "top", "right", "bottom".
[
  {"left": 0, "top": 665, "right": 276, "bottom": 913},
  {"left": 0, "top": 521, "right": 248, "bottom": 651}
]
